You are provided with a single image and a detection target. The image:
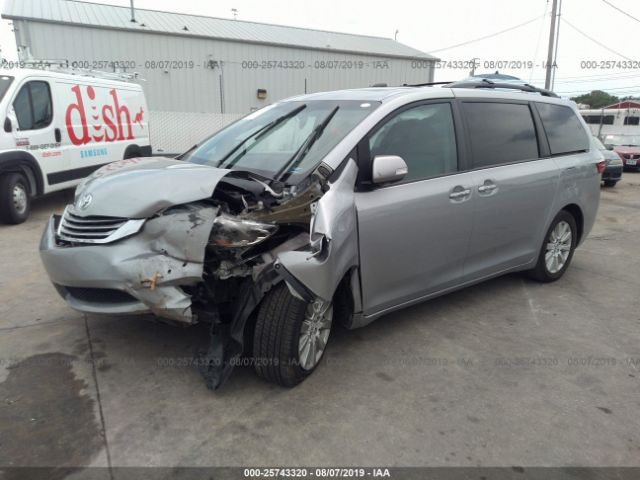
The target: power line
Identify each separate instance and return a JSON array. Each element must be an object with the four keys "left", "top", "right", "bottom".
[
  {"left": 532, "top": 69, "right": 640, "bottom": 81},
  {"left": 561, "top": 17, "right": 633, "bottom": 61},
  {"left": 427, "top": 15, "right": 544, "bottom": 54},
  {"left": 557, "top": 84, "right": 640, "bottom": 94},
  {"left": 528, "top": 2, "right": 549, "bottom": 83},
  {"left": 600, "top": 0, "right": 640, "bottom": 23}
]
